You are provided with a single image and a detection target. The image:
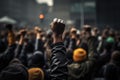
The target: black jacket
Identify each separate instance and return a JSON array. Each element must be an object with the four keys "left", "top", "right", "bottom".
[
  {"left": 102, "top": 63, "right": 120, "bottom": 80},
  {"left": 35, "top": 39, "right": 45, "bottom": 53},
  {"left": 68, "top": 38, "right": 77, "bottom": 51},
  {"left": 0, "top": 44, "right": 16, "bottom": 72},
  {"left": 15, "top": 44, "right": 28, "bottom": 67},
  {"left": 50, "top": 42, "right": 68, "bottom": 80}
]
